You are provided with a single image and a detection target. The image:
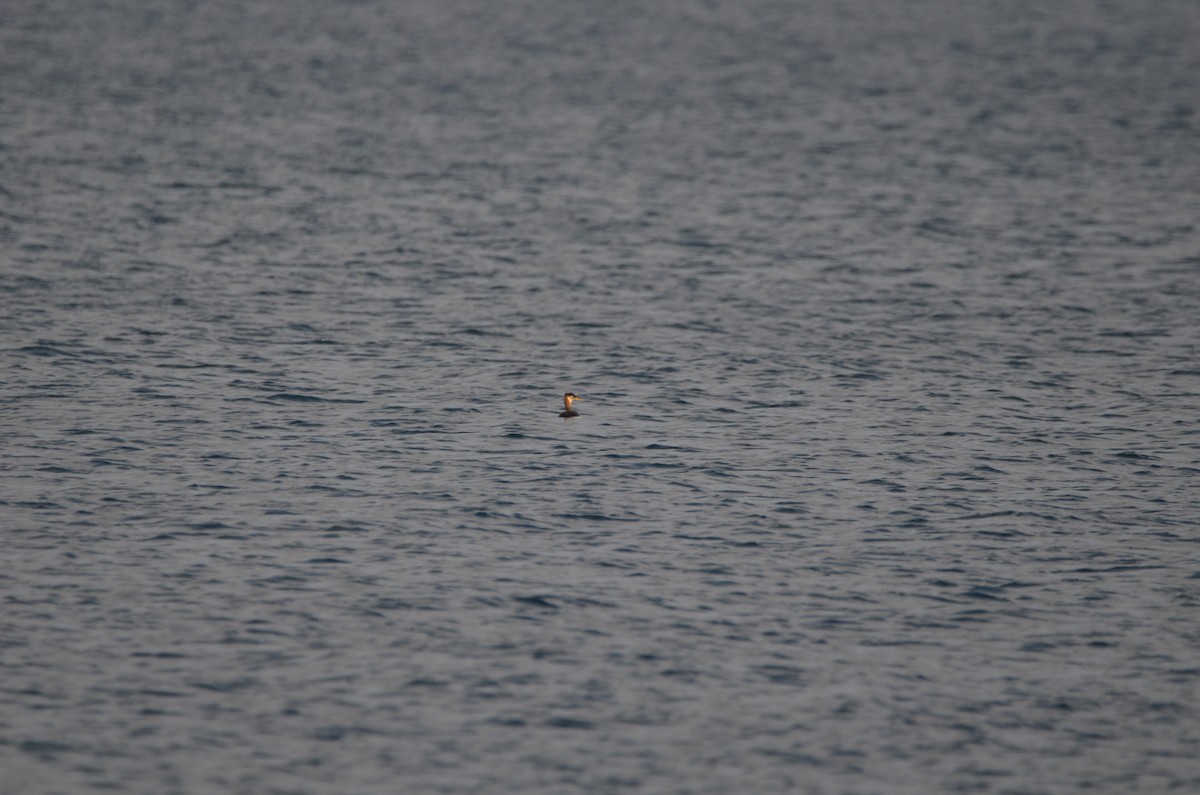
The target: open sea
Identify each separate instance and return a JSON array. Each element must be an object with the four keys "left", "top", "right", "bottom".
[{"left": 2, "top": 1, "right": 1199, "bottom": 793}]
